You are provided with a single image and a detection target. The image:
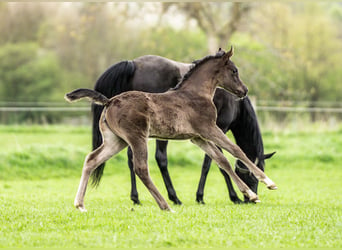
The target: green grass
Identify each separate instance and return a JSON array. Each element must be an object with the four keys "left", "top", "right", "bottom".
[{"left": 0, "top": 125, "right": 341, "bottom": 247}]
